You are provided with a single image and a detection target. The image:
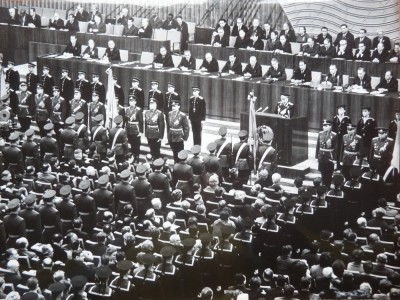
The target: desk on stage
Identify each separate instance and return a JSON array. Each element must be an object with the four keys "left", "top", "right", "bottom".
[{"left": 240, "top": 112, "right": 308, "bottom": 166}]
